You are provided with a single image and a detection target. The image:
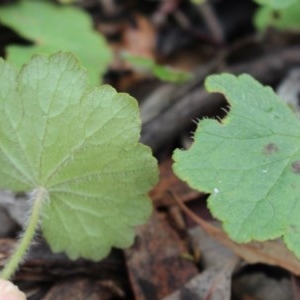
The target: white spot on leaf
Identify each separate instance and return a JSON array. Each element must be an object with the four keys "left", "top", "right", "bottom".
[{"left": 213, "top": 188, "right": 219, "bottom": 194}]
